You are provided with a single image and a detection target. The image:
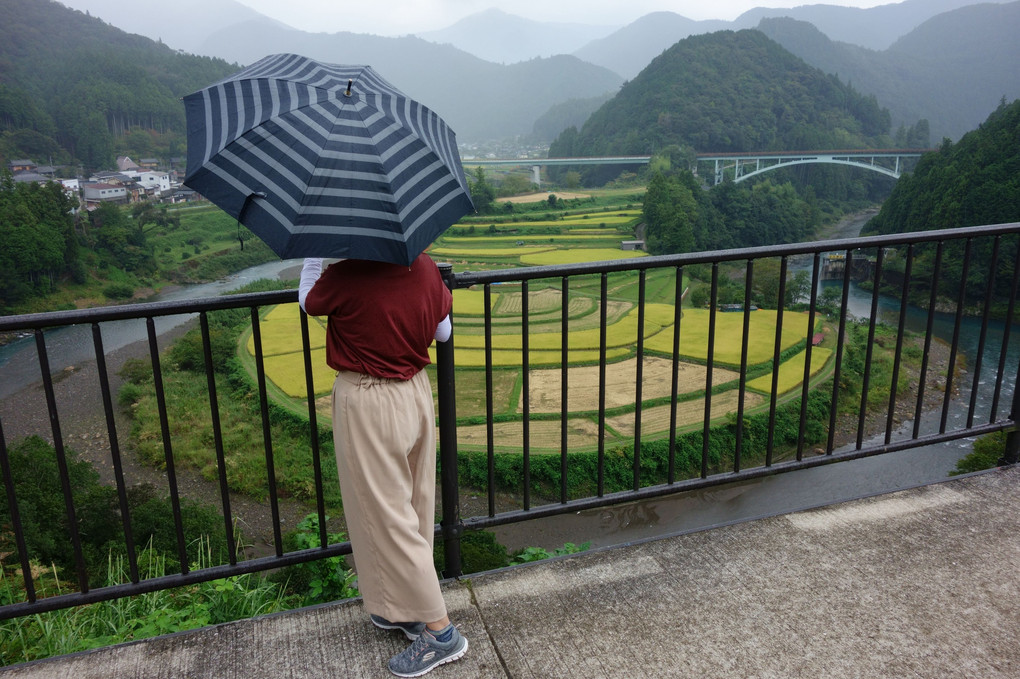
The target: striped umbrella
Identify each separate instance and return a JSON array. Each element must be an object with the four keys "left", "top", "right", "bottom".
[{"left": 182, "top": 53, "right": 473, "bottom": 265}]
